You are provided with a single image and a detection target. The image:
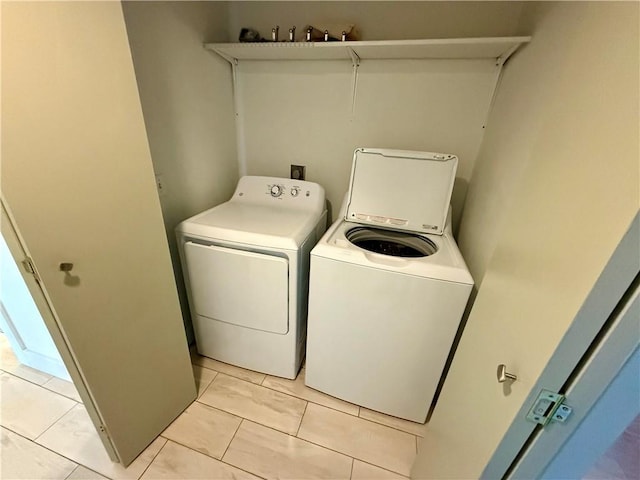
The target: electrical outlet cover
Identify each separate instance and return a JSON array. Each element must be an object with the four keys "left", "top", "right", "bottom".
[{"left": 290, "top": 165, "right": 305, "bottom": 181}]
